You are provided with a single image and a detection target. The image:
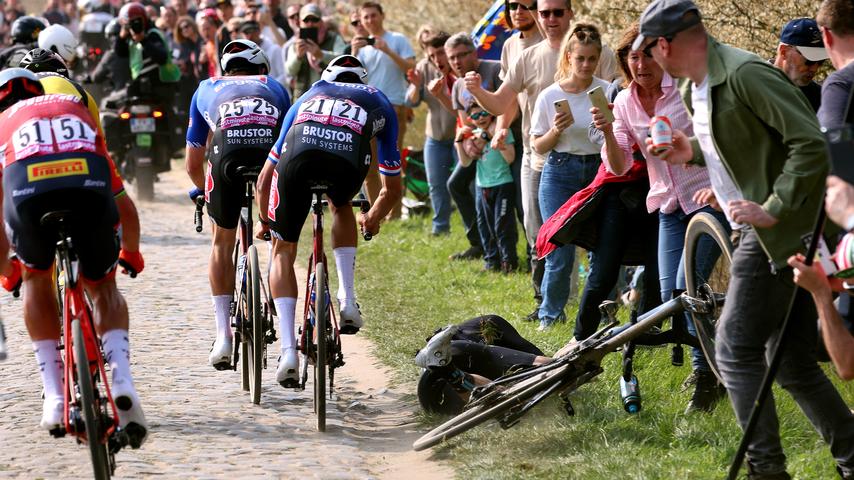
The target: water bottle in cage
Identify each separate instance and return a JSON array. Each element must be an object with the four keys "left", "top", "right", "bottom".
[{"left": 620, "top": 375, "right": 642, "bottom": 413}]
